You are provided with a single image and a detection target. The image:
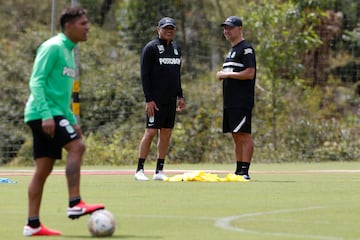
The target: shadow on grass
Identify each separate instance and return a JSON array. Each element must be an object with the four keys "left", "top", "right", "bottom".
[
  {"left": 64, "top": 234, "right": 162, "bottom": 239},
  {"left": 252, "top": 180, "right": 297, "bottom": 183}
]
